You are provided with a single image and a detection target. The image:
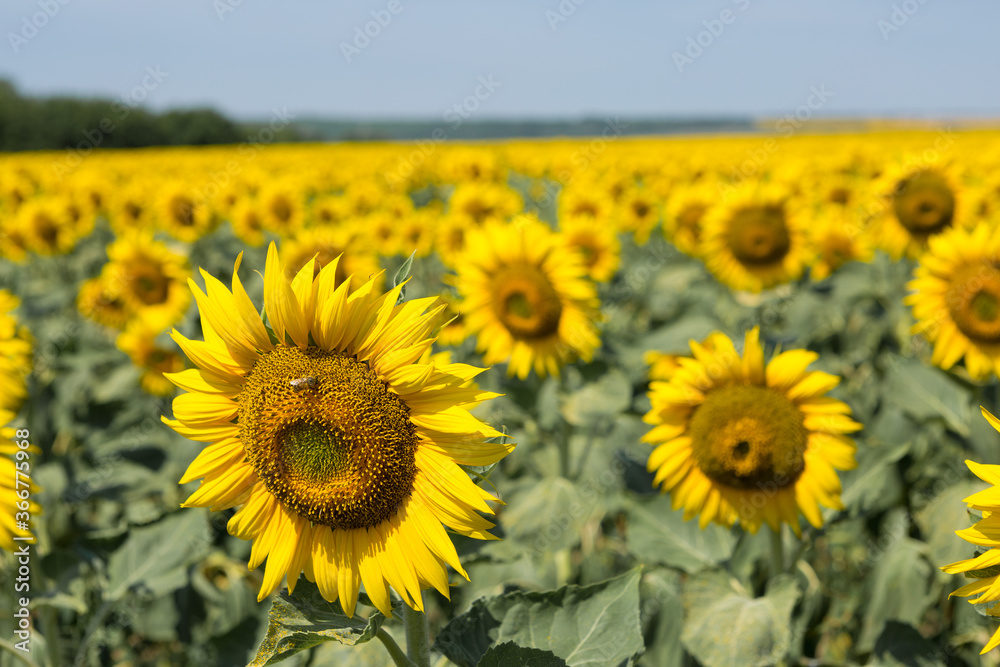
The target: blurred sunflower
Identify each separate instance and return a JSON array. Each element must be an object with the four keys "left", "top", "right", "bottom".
[
  {"left": 617, "top": 187, "right": 661, "bottom": 244},
  {"left": 663, "top": 182, "right": 715, "bottom": 257},
  {"left": 158, "top": 185, "right": 218, "bottom": 243},
  {"left": 643, "top": 327, "right": 860, "bottom": 534},
  {"left": 18, "top": 200, "right": 76, "bottom": 256},
  {"left": 116, "top": 320, "right": 185, "bottom": 396},
  {"left": 77, "top": 277, "right": 131, "bottom": 330},
  {"left": 700, "top": 185, "right": 809, "bottom": 292},
  {"left": 940, "top": 408, "right": 1000, "bottom": 654},
  {"left": 259, "top": 181, "right": 306, "bottom": 236},
  {"left": 453, "top": 216, "right": 600, "bottom": 379},
  {"left": 163, "top": 244, "right": 513, "bottom": 615},
  {"left": 906, "top": 222, "right": 1000, "bottom": 380},
  {"left": 0, "top": 215, "right": 30, "bottom": 264},
  {"left": 806, "top": 210, "right": 874, "bottom": 281},
  {"left": 559, "top": 217, "right": 621, "bottom": 283},
  {"left": 874, "top": 163, "right": 967, "bottom": 259},
  {"left": 280, "top": 226, "right": 380, "bottom": 290},
  {"left": 104, "top": 232, "right": 191, "bottom": 328},
  {"left": 0, "top": 291, "right": 38, "bottom": 552},
  {"left": 229, "top": 198, "right": 268, "bottom": 247}
]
